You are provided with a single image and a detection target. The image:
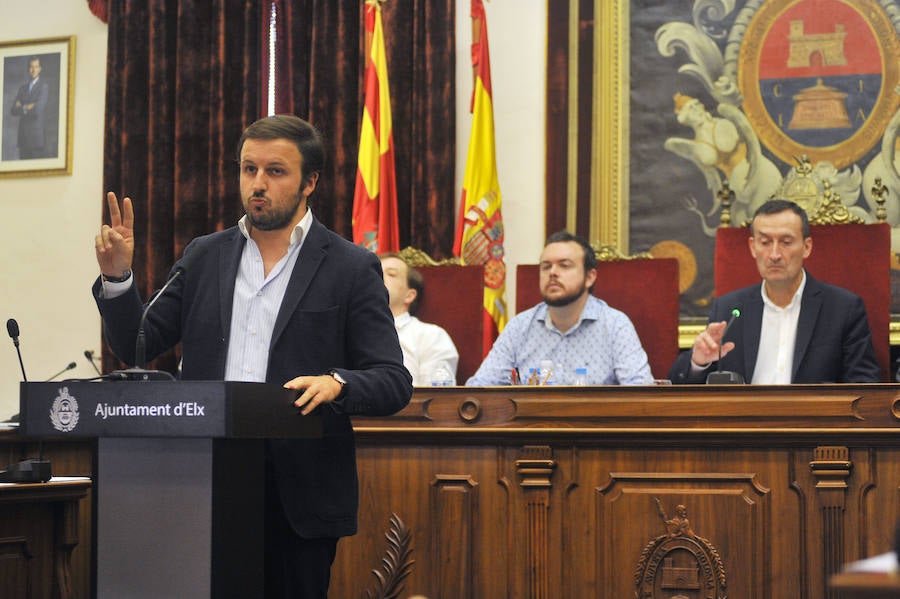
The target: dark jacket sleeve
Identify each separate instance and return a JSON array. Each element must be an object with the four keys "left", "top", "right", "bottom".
[
  {"left": 325, "top": 248, "right": 413, "bottom": 416},
  {"left": 834, "top": 292, "right": 880, "bottom": 383}
]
